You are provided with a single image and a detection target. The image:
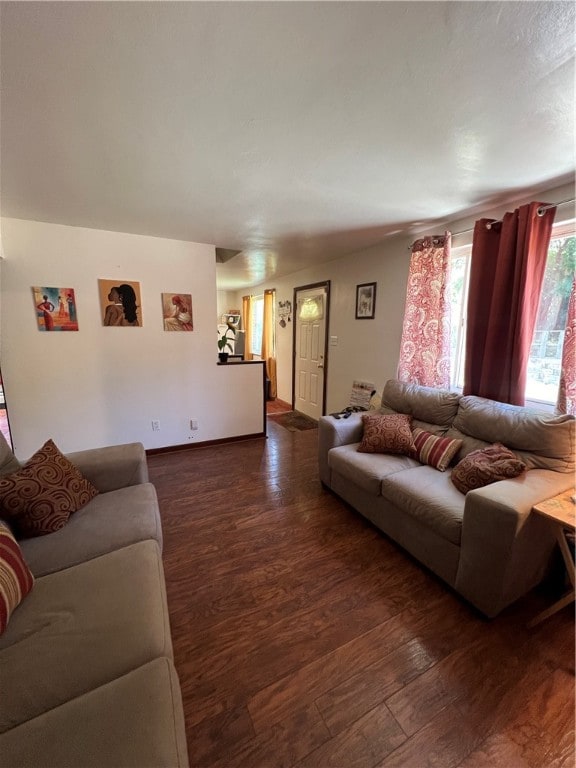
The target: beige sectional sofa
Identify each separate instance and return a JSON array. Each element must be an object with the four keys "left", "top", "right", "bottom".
[
  {"left": 319, "top": 379, "right": 575, "bottom": 618},
  {"left": 0, "top": 435, "right": 189, "bottom": 768}
]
